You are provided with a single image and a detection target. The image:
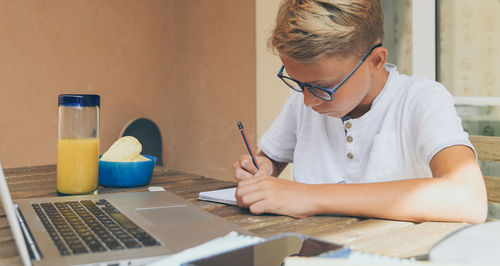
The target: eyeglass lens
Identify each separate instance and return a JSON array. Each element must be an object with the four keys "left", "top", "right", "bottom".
[
  {"left": 282, "top": 77, "right": 303, "bottom": 92},
  {"left": 282, "top": 73, "right": 332, "bottom": 101},
  {"left": 306, "top": 85, "right": 331, "bottom": 100}
]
